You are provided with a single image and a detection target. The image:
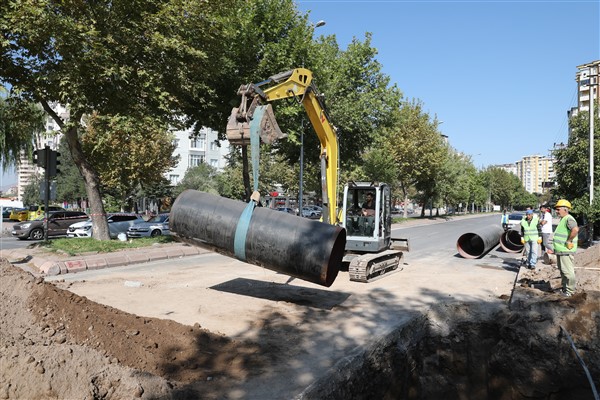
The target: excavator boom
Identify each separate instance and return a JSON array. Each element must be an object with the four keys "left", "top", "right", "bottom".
[{"left": 226, "top": 68, "right": 339, "bottom": 225}]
